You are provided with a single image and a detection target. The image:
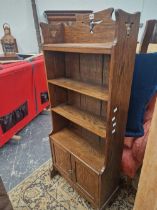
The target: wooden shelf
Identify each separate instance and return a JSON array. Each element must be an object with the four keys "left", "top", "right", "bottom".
[
  {"left": 43, "top": 43, "right": 113, "bottom": 54},
  {"left": 52, "top": 104, "right": 106, "bottom": 138},
  {"left": 48, "top": 78, "right": 108, "bottom": 101},
  {"left": 51, "top": 128, "right": 105, "bottom": 173}
]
